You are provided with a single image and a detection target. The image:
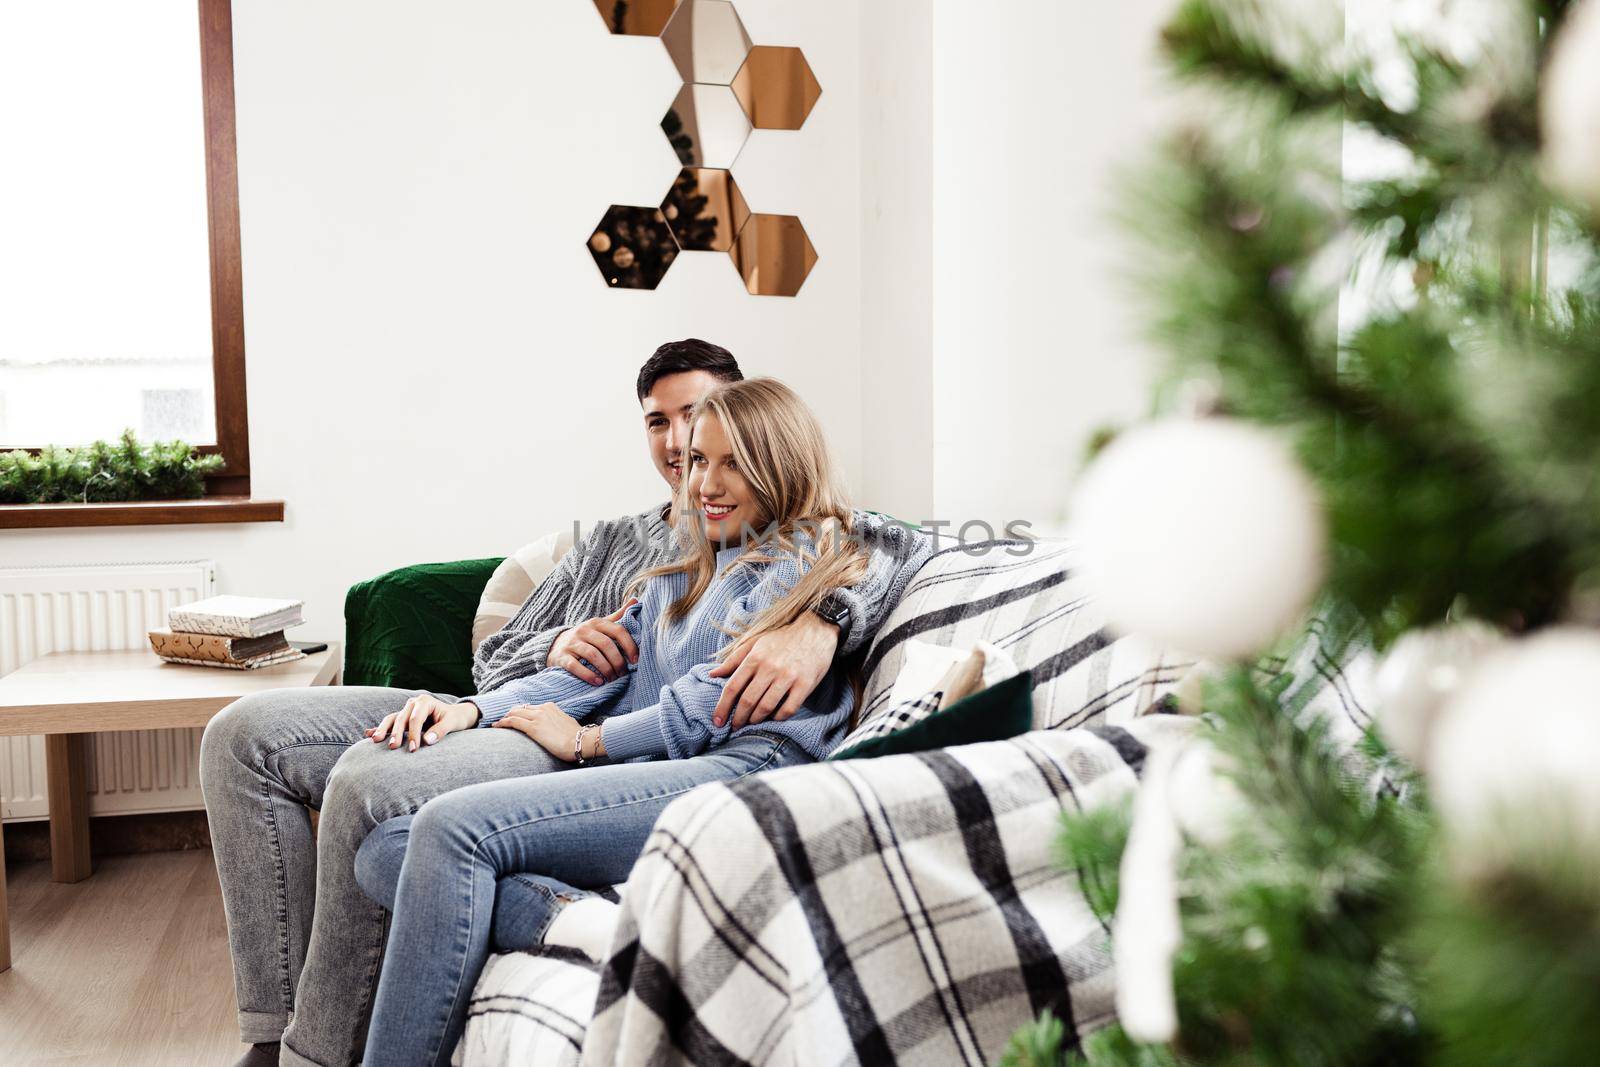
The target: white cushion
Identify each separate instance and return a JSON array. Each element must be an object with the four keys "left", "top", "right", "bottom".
[
  {"left": 833, "top": 640, "right": 1018, "bottom": 755},
  {"left": 471, "top": 528, "right": 576, "bottom": 652}
]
